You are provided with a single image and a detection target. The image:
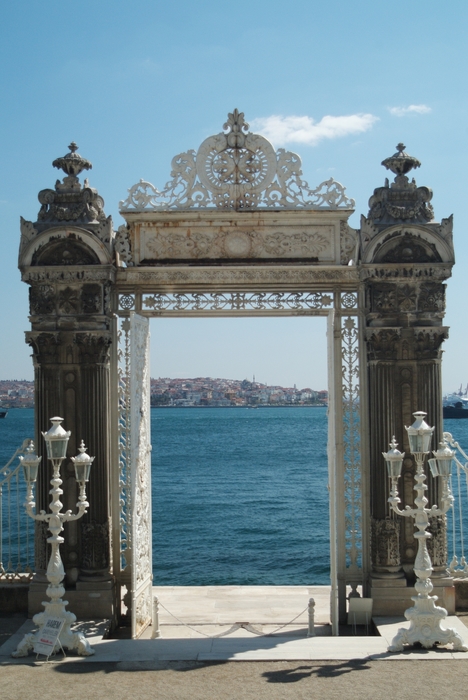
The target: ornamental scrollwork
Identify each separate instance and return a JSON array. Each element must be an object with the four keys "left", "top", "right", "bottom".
[
  {"left": 120, "top": 109, "right": 355, "bottom": 212},
  {"left": 140, "top": 291, "right": 333, "bottom": 315},
  {"left": 115, "top": 224, "right": 133, "bottom": 265},
  {"left": 341, "top": 316, "right": 362, "bottom": 572},
  {"left": 141, "top": 227, "right": 332, "bottom": 261}
]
